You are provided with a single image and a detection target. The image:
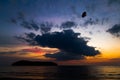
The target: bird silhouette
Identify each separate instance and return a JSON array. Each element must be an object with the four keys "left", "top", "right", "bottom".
[{"left": 82, "top": 11, "right": 87, "bottom": 18}]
